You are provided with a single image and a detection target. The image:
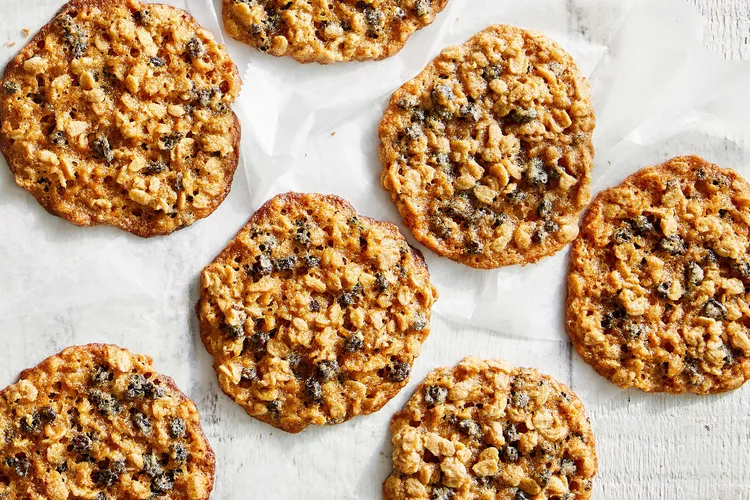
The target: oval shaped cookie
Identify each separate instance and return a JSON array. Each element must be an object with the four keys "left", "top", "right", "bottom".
[
  {"left": 380, "top": 25, "right": 595, "bottom": 268},
  {"left": 0, "top": 0, "right": 242, "bottom": 237},
  {"left": 197, "top": 192, "right": 438, "bottom": 433},
  {"left": 384, "top": 357, "right": 598, "bottom": 500},
  {"left": 0, "top": 344, "right": 214, "bottom": 499},
  {"left": 222, "top": 0, "right": 448, "bottom": 64},
  {"left": 567, "top": 156, "right": 750, "bottom": 394}
]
